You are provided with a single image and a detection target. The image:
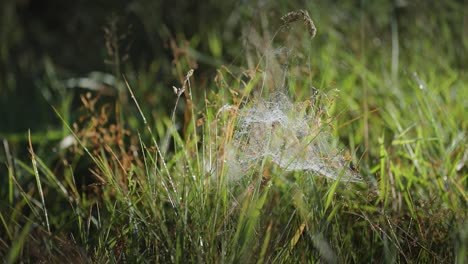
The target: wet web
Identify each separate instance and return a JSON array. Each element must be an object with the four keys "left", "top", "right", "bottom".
[
  {"left": 223, "top": 15, "right": 362, "bottom": 182},
  {"left": 226, "top": 92, "right": 362, "bottom": 182}
]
